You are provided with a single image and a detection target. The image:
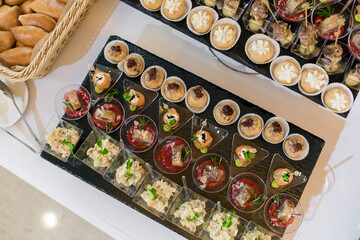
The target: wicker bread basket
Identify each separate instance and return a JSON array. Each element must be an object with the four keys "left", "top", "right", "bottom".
[{"left": 0, "top": 0, "right": 96, "bottom": 82}]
